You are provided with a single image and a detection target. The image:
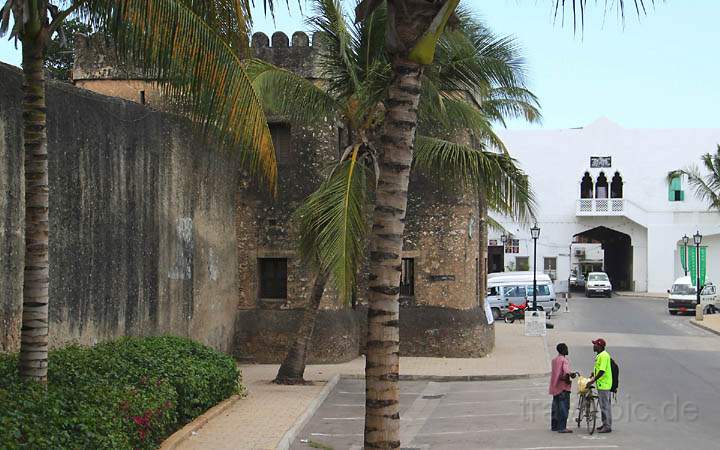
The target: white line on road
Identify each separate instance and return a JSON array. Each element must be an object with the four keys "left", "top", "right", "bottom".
[
  {"left": 442, "top": 398, "right": 544, "bottom": 406},
  {"left": 310, "top": 432, "right": 363, "bottom": 437},
  {"left": 417, "top": 428, "right": 526, "bottom": 436},
  {"left": 322, "top": 413, "right": 516, "bottom": 421},
  {"left": 523, "top": 446, "right": 619, "bottom": 450}
]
